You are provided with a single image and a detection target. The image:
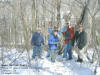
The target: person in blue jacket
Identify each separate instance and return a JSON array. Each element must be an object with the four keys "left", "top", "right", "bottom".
[
  {"left": 31, "top": 28, "right": 44, "bottom": 59},
  {"left": 47, "top": 24, "right": 67, "bottom": 57},
  {"left": 48, "top": 30, "right": 59, "bottom": 62}
]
